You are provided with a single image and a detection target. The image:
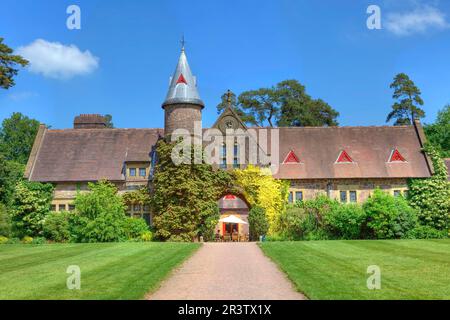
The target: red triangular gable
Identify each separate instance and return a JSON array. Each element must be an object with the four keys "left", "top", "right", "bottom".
[
  {"left": 176, "top": 73, "right": 187, "bottom": 85},
  {"left": 389, "top": 149, "right": 406, "bottom": 162},
  {"left": 283, "top": 150, "right": 300, "bottom": 164},
  {"left": 336, "top": 150, "right": 353, "bottom": 163}
]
